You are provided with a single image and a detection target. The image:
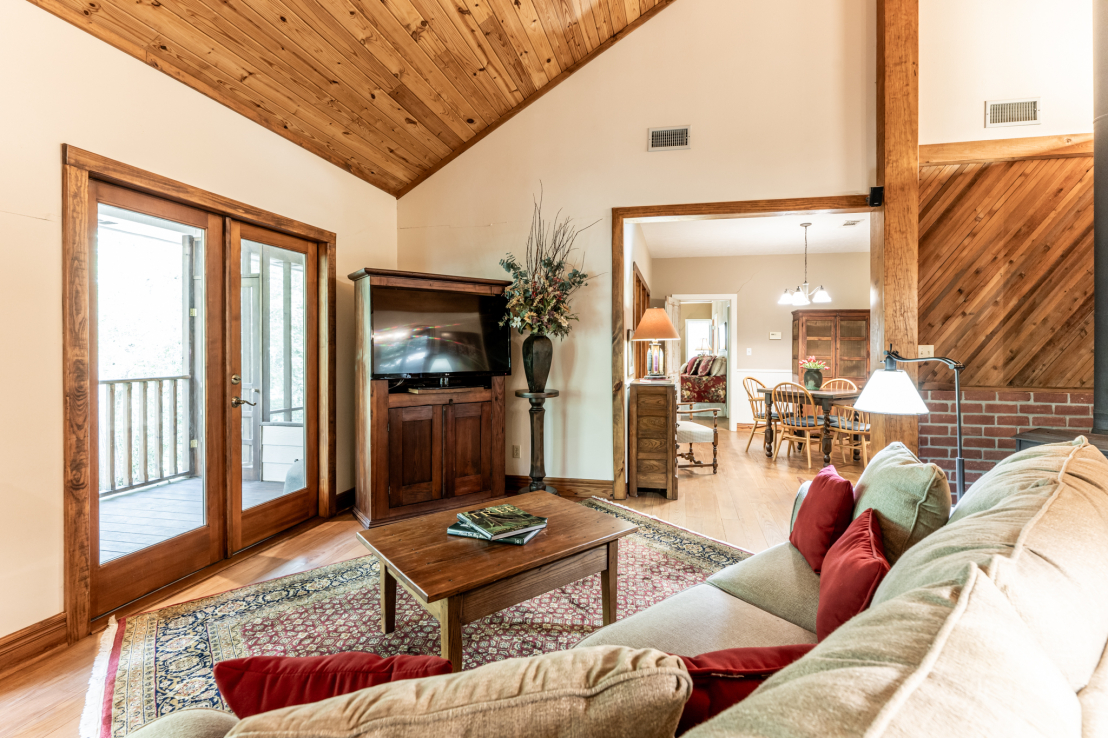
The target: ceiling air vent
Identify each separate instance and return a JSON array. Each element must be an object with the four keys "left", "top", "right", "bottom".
[
  {"left": 985, "top": 98, "right": 1041, "bottom": 128},
  {"left": 648, "top": 126, "right": 691, "bottom": 151}
]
